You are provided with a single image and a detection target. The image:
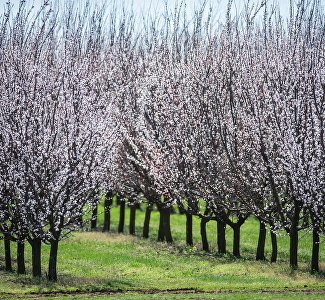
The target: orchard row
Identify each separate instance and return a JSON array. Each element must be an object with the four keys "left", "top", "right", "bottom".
[{"left": 0, "top": 0, "right": 324, "bottom": 281}]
